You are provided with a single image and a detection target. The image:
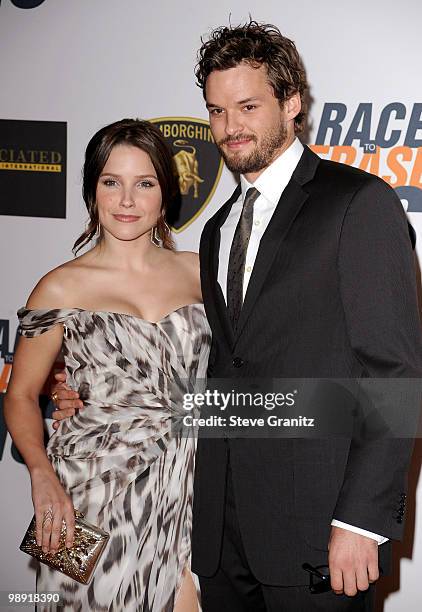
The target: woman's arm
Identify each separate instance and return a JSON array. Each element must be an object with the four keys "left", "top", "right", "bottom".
[
  {"left": 5, "top": 326, "right": 63, "bottom": 472},
  {"left": 4, "top": 278, "right": 75, "bottom": 553}
]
